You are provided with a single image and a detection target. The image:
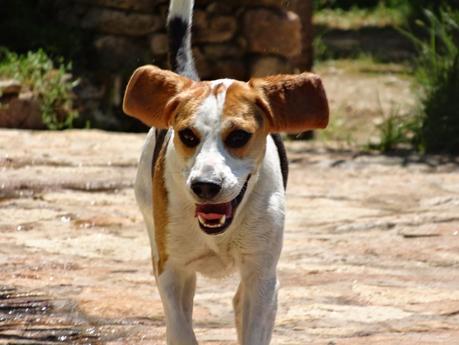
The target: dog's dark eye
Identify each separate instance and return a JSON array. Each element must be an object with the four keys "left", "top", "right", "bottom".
[
  {"left": 178, "top": 128, "right": 200, "bottom": 148},
  {"left": 225, "top": 129, "right": 252, "bottom": 148}
]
